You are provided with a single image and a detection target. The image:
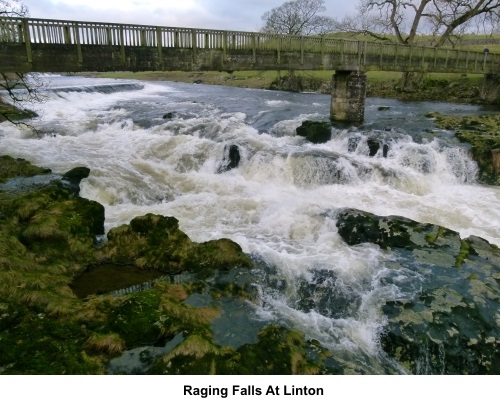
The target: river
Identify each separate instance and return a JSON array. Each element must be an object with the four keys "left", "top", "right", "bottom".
[{"left": 1, "top": 75, "right": 499, "bottom": 373}]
